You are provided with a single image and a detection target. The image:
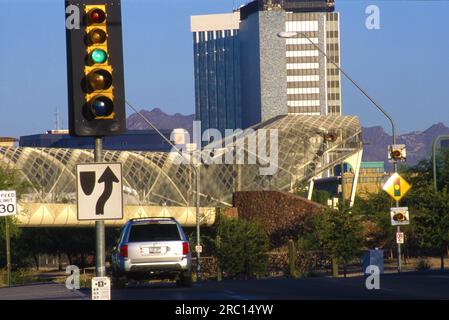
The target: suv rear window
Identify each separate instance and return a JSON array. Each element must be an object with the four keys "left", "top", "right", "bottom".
[{"left": 128, "top": 223, "right": 182, "bottom": 242}]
